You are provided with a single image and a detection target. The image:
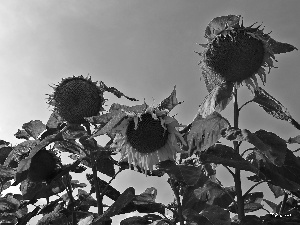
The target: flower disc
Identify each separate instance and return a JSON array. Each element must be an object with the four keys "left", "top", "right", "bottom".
[
  {"left": 126, "top": 113, "right": 169, "bottom": 153},
  {"left": 53, "top": 76, "right": 103, "bottom": 124},
  {"left": 204, "top": 30, "right": 265, "bottom": 83}
]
